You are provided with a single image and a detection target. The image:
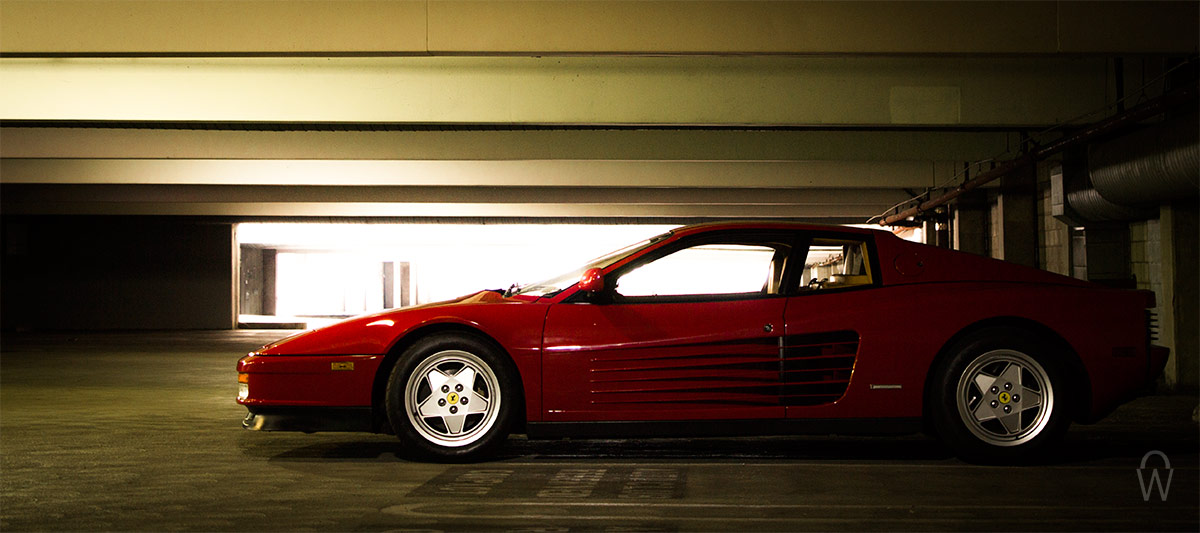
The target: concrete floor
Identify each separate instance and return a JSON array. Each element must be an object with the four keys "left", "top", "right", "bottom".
[{"left": 1, "top": 331, "right": 1196, "bottom": 532}]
